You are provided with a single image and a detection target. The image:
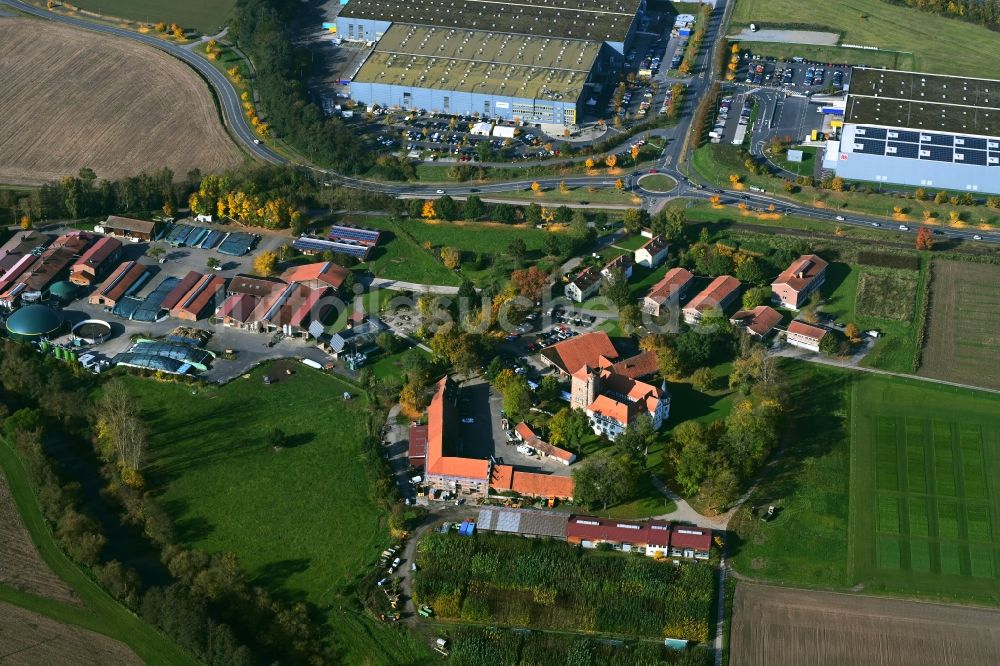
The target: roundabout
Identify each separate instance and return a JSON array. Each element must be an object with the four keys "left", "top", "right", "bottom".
[{"left": 637, "top": 173, "right": 677, "bottom": 194}]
